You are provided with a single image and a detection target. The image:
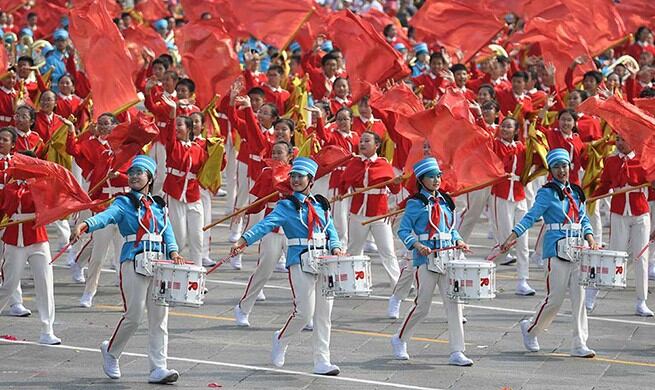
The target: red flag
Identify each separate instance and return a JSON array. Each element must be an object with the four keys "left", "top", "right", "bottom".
[
  {"left": 179, "top": 0, "right": 247, "bottom": 37},
  {"left": 0, "top": 44, "right": 8, "bottom": 72},
  {"left": 31, "top": 1, "right": 68, "bottom": 38},
  {"left": 410, "top": 1, "right": 505, "bottom": 61},
  {"left": 135, "top": 0, "right": 169, "bottom": 22},
  {"left": 295, "top": 6, "right": 328, "bottom": 51},
  {"left": 313, "top": 145, "right": 354, "bottom": 180},
  {"left": 175, "top": 20, "right": 241, "bottom": 108},
  {"left": 122, "top": 24, "right": 168, "bottom": 72},
  {"left": 227, "top": 0, "right": 314, "bottom": 48},
  {"left": 616, "top": 0, "right": 655, "bottom": 36},
  {"left": 71, "top": 0, "right": 122, "bottom": 17},
  {"left": 359, "top": 9, "right": 409, "bottom": 46},
  {"left": 327, "top": 10, "right": 410, "bottom": 102},
  {"left": 69, "top": 0, "right": 140, "bottom": 119},
  {"left": 105, "top": 112, "right": 160, "bottom": 169},
  {"left": 7, "top": 154, "right": 105, "bottom": 227},
  {"left": 642, "top": 135, "right": 655, "bottom": 182},
  {"left": 635, "top": 98, "right": 655, "bottom": 117},
  {"left": 250, "top": 159, "right": 292, "bottom": 198},
  {"left": 369, "top": 82, "right": 423, "bottom": 118},
  {"left": 578, "top": 95, "right": 655, "bottom": 154}
]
